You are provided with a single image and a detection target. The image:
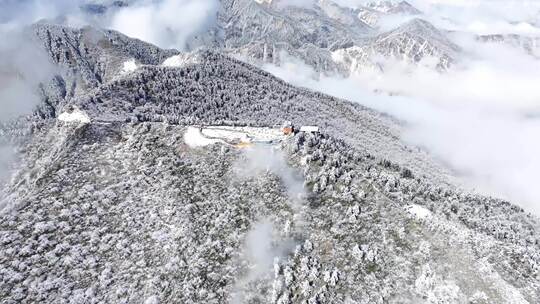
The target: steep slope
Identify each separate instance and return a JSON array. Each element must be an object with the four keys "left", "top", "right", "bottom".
[
  {"left": 31, "top": 23, "right": 179, "bottom": 117},
  {"left": 33, "top": 23, "right": 178, "bottom": 87},
  {"left": 0, "top": 121, "right": 293, "bottom": 303}
]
